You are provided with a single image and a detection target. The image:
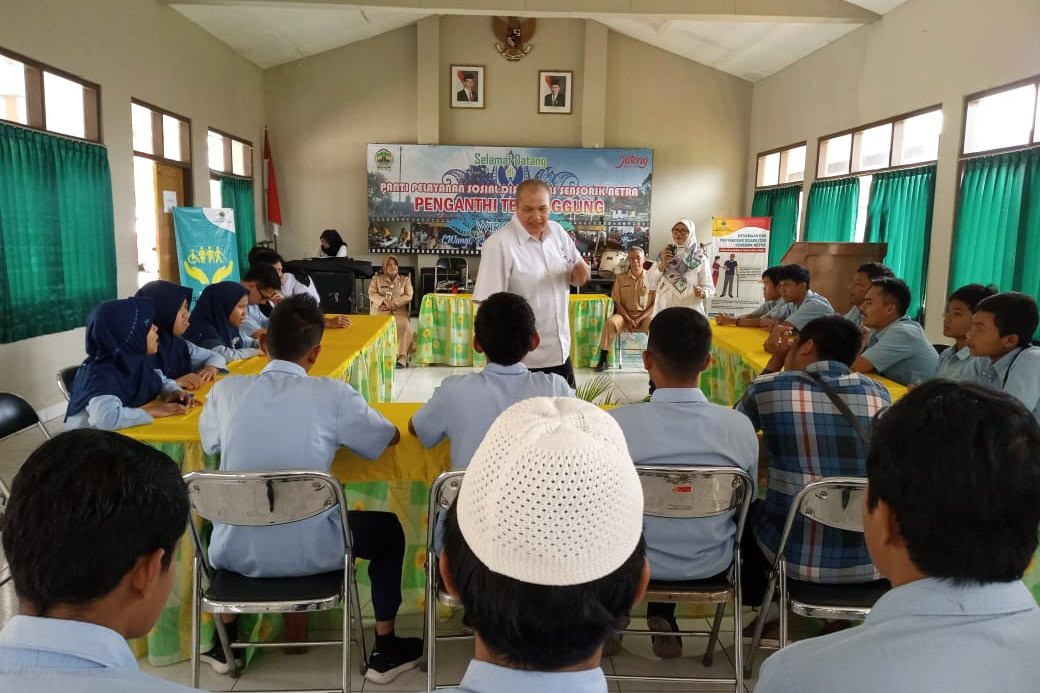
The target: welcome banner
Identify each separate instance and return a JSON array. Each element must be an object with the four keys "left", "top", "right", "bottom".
[
  {"left": 172, "top": 207, "right": 240, "bottom": 305},
  {"left": 366, "top": 144, "right": 653, "bottom": 256},
  {"left": 709, "top": 216, "right": 771, "bottom": 316}
]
